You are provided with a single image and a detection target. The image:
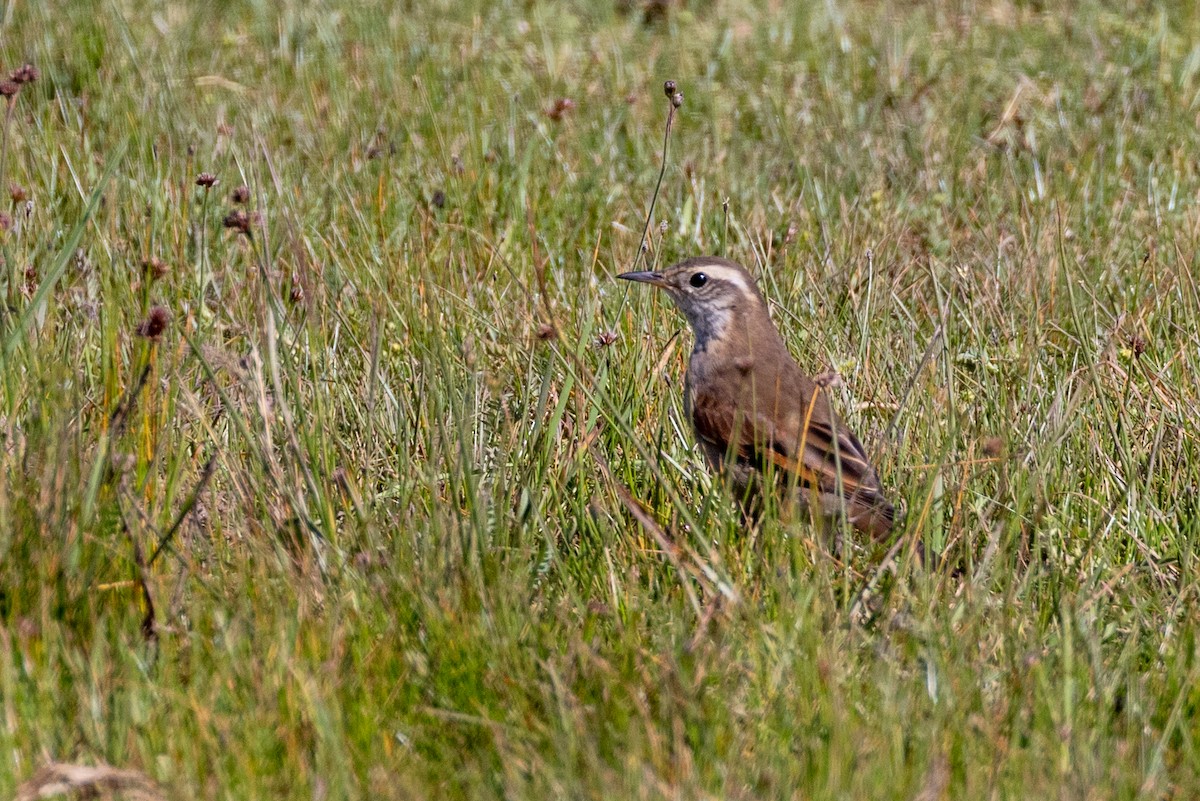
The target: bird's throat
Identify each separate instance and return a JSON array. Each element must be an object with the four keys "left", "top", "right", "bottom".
[{"left": 687, "top": 305, "right": 733, "bottom": 354}]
